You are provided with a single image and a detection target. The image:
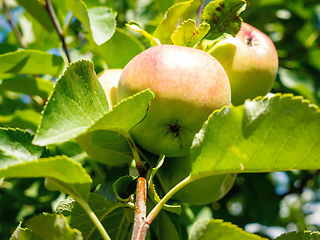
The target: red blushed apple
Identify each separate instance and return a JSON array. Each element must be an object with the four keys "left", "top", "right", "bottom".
[
  {"left": 206, "top": 22, "right": 279, "bottom": 106},
  {"left": 117, "top": 45, "right": 231, "bottom": 157}
]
